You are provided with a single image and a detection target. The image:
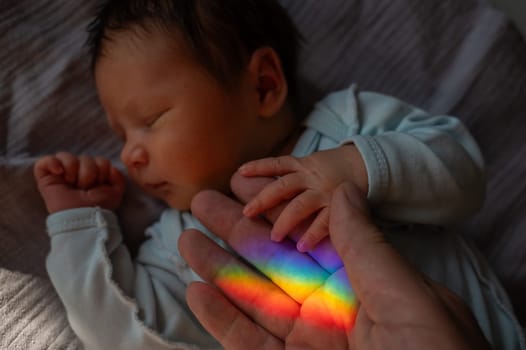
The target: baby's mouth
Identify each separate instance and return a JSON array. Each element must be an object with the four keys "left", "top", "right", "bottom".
[
  {"left": 144, "top": 181, "right": 170, "bottom": 195},
  {"left": 149, "top": 182, "right": 168, "bottom": 189}
]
